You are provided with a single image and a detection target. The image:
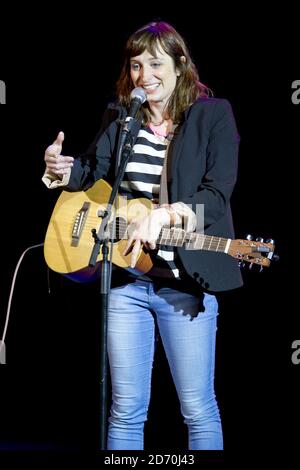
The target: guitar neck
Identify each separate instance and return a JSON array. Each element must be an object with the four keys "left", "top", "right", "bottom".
[{"left": 157, "top": 228, "right": 231, "bottom": 253}]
